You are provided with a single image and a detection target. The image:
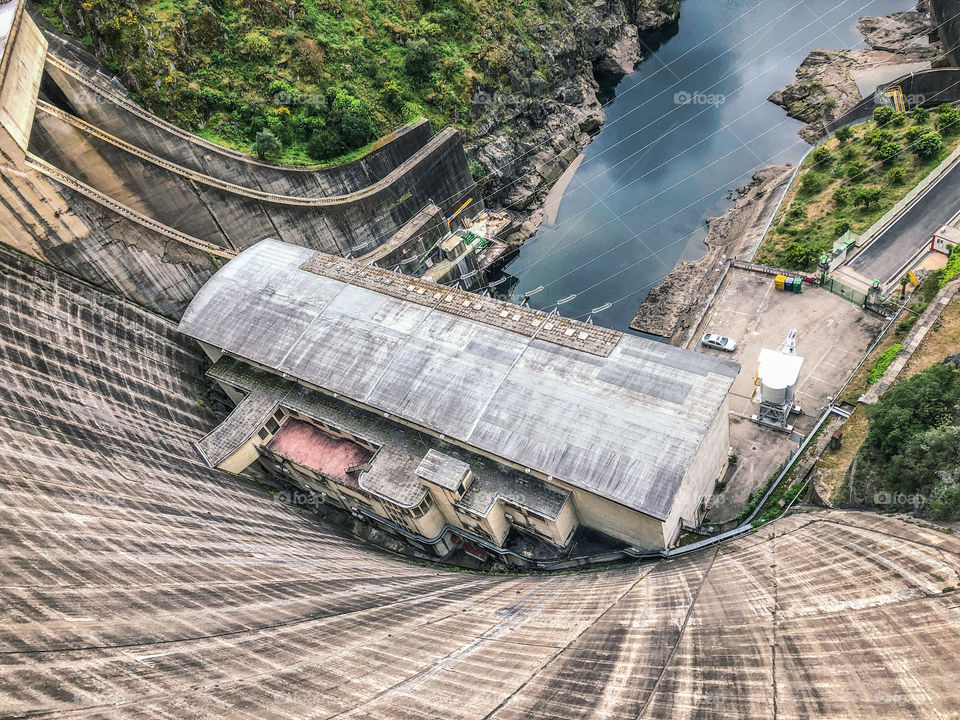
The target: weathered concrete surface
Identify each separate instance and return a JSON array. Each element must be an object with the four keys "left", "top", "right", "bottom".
[
  {"left": 28, "top": 100, "right": 477, "bottom": 257},
  {"left": 3, "top": 244, "right": 960, "bottom": 719},
  {"left": 0, "top": 0, "right": 45, "bottom": 168},
  {"left": 686, "top": 269, "right": 885, "bottom": 521}
]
